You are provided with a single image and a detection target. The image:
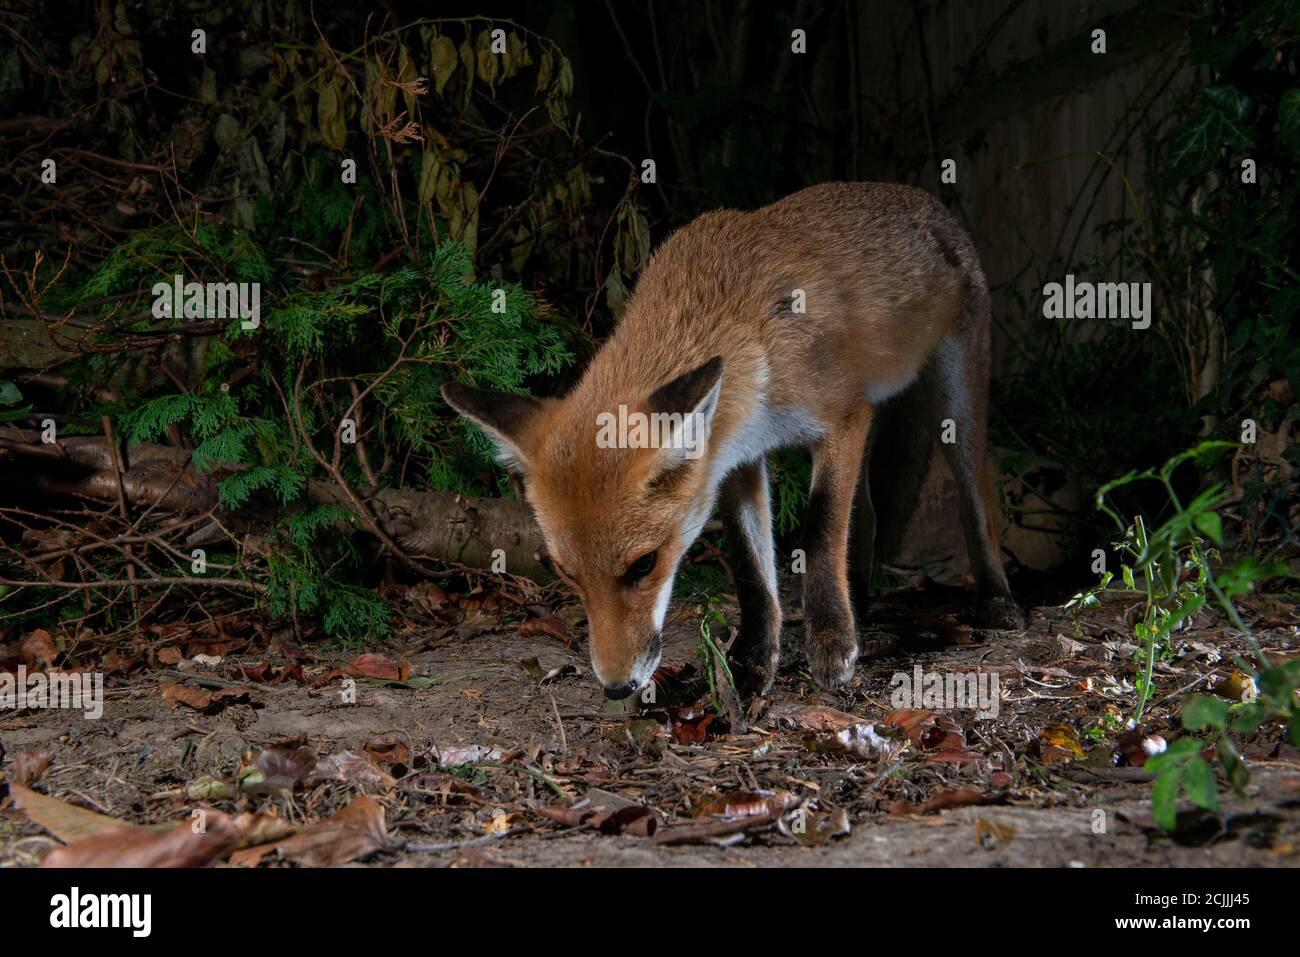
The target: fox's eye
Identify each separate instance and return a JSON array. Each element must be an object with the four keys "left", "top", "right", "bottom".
[{"left": 622, "top": 550, "right": 658, "bottom": 585}]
